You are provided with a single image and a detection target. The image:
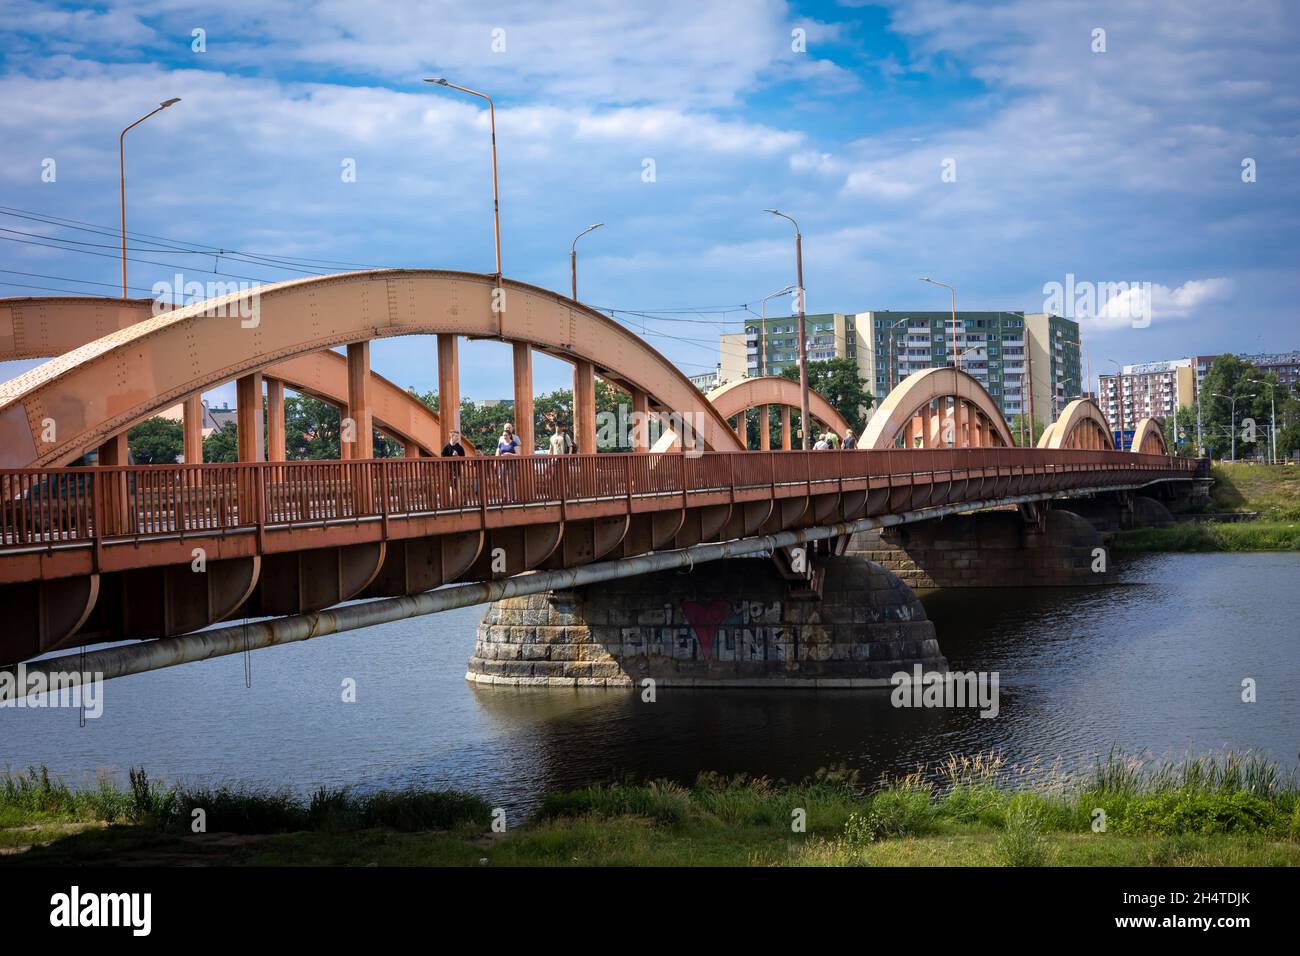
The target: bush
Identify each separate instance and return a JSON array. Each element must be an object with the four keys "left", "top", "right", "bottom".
[
  {"left": 995, "top": 796, "right": 1052, "bottom": 866},
  {"left": 1115, "top": 791, "right": 1278, "bottom": 836},
  {"left": 848, "top": 787, "right": 936, "bottom": 842}
]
